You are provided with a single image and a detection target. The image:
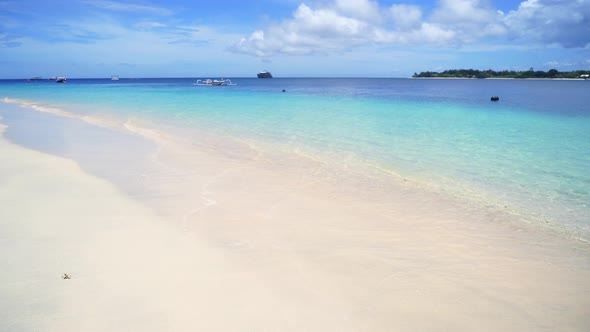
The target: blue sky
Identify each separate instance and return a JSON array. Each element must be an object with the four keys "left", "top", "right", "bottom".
[{"left": 1, "top": 0, "right": 589, "bottom": 78}]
